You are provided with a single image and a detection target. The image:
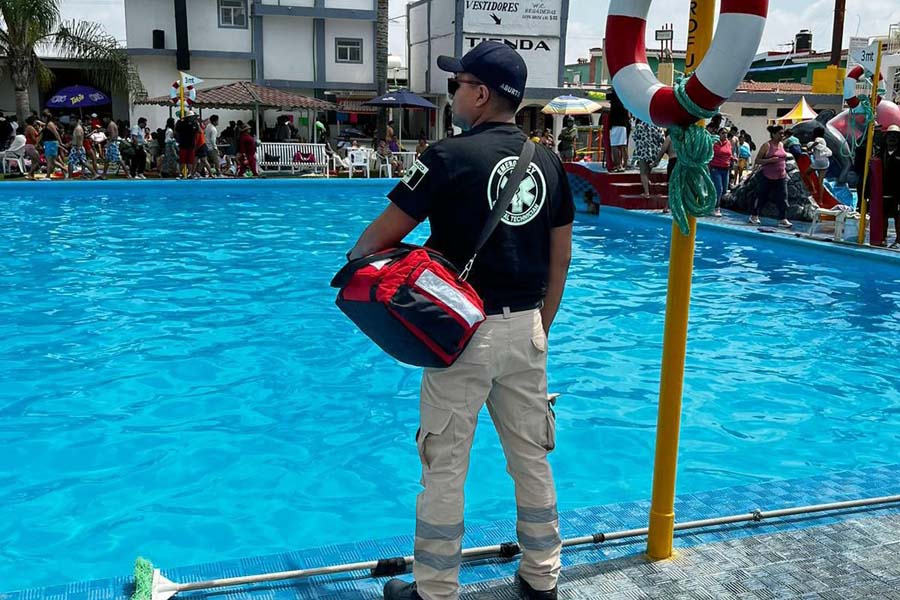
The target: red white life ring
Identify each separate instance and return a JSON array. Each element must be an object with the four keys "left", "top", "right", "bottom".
[
  {"left": 843, "top": 65, "right": 883, "bottom": 109},
  {"left": 605, "top": 0, "right": 768, "bottom": 128},
  {"left": 169, "top": 81, "right": 197, "bottom": 106}
]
